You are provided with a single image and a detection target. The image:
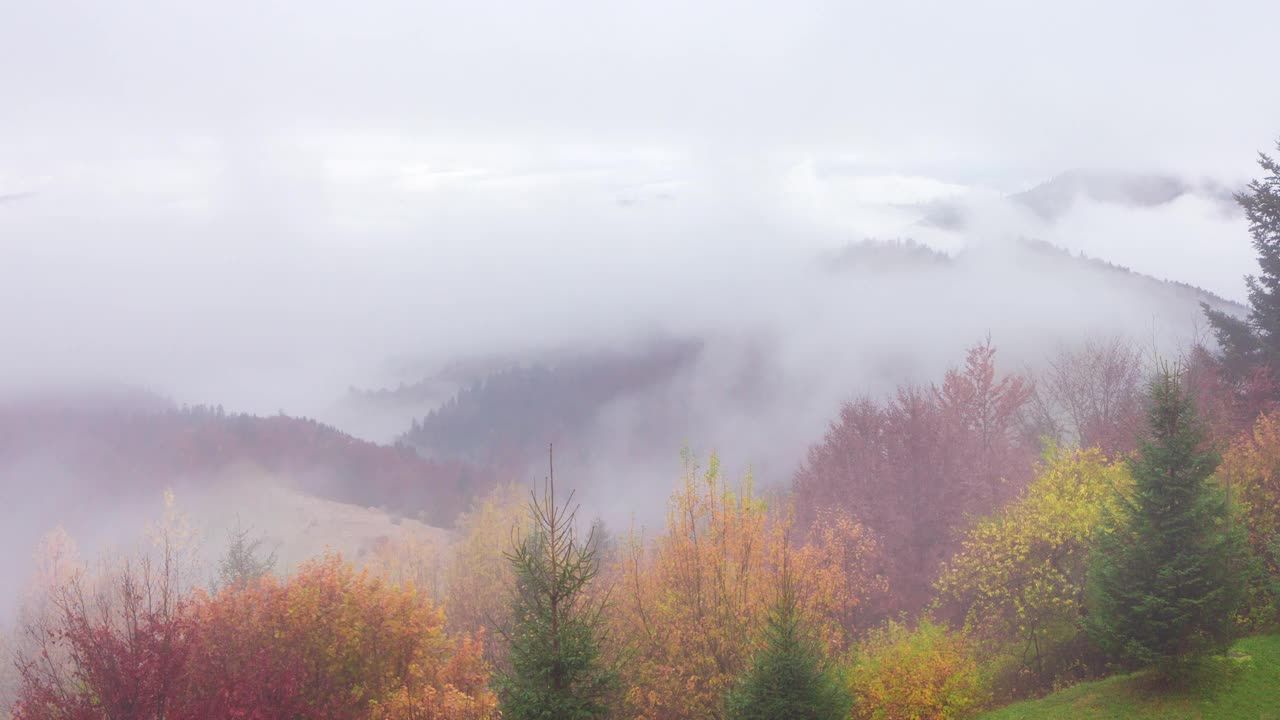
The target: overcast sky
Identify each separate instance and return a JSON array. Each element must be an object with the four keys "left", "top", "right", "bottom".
[
  {"left": 5, "top": 1, "right": 1276, "bottom": 169},
  {"left": 2, "top": 0, "right": 1278, "bottom": 412}
]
